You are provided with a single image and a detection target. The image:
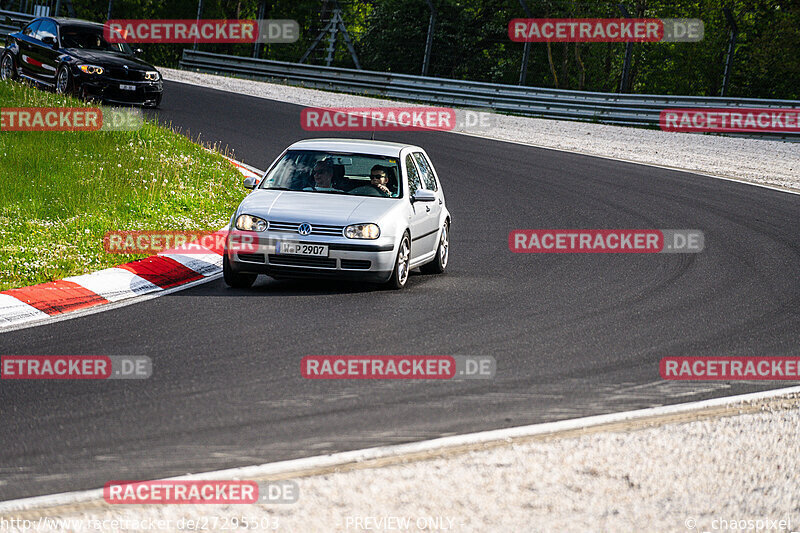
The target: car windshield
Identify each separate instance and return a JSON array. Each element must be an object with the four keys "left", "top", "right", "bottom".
[
  {"left": 61, "top": 26, "right": 133, "bottom": 54},
  {"left": 259, "top": 150, "right": 403, "bottom": 198}
]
